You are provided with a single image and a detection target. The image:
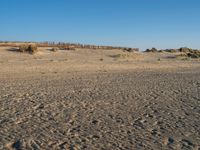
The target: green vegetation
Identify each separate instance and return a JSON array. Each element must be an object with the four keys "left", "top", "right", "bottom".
[
  {"left": 145, "top": 47, "right": 158, "bottom": 52},
  {"left": 145, "top": 46, "right": 200, "bottom": 59},
  {"left": 165, "top": 49, "right": 178, "bottom": 53},
  {"left": 187, "top": 50, "right": 200, "bottom": 58},
  {"left": 124, "top": 48, "right": 139, "bottom": 52},
  {"left": 179, "top": 47, "right": 192, "bottom": 53}
]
